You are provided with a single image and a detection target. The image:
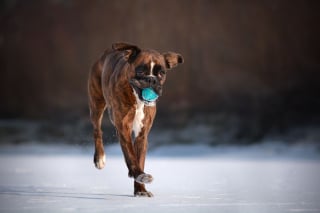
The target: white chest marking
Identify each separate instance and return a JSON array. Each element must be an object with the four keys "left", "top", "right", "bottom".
[
  {"left": 132, "top": 89, "right": 145, "bottom": 137},
  {"left": 149, "top": 61, "right": 155, "bottom": 77}
]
